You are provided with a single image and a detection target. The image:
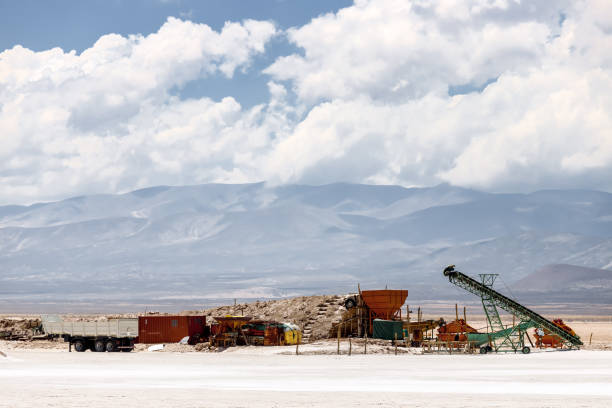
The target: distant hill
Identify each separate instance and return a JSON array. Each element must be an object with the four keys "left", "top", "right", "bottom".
[
  {"left": 511, "top": 264, "right": 612, "bottom": 303},
  {"left": 0, "top": 183, "right": 611, "bottom": 311}
]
